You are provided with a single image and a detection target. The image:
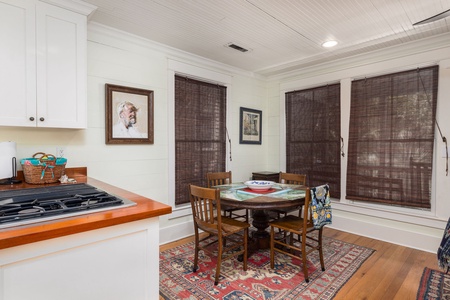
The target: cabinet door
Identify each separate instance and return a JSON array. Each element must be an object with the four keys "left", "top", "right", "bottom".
[
  {"left": 0, "top": 0, "right": 37, "bottom": 127},
  {"left": 36, "top": 2, "right": 87, "bottom": 128}
]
